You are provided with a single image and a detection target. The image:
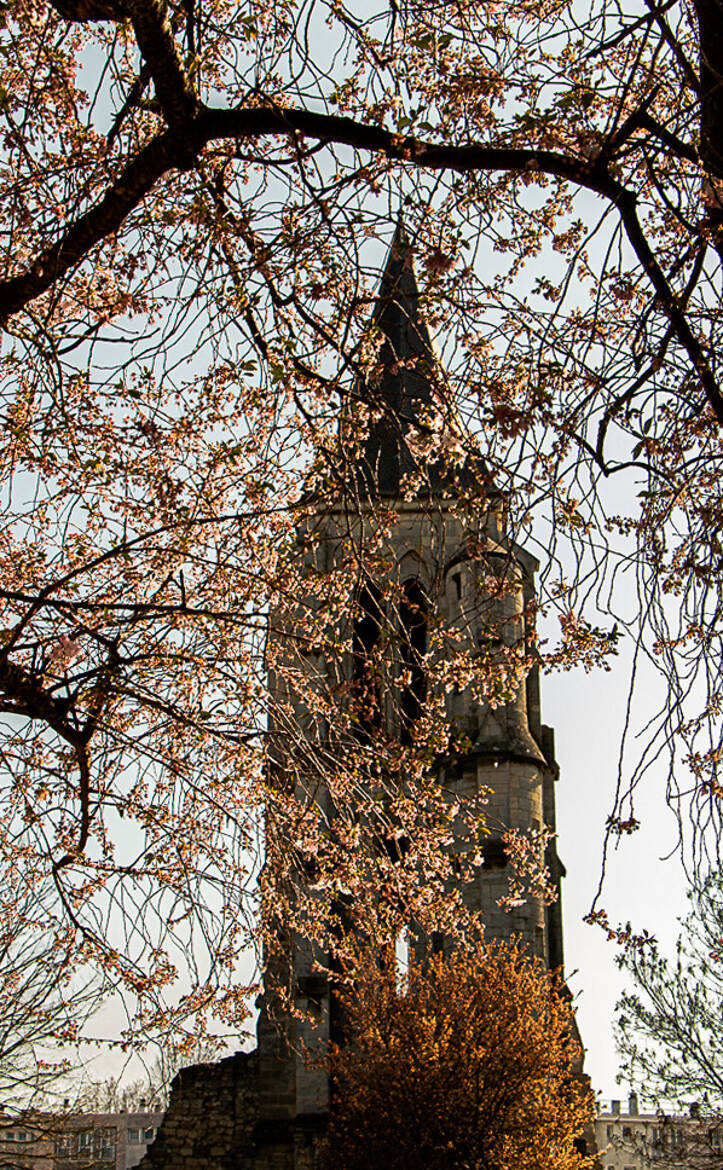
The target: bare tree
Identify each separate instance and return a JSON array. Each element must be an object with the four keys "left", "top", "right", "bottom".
[
  {"left": 617, "top": 873, "right": 723, "bottom": 1108},
  {"left": 0, "top": 875, "right": 99, "bottom": 1107}
]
